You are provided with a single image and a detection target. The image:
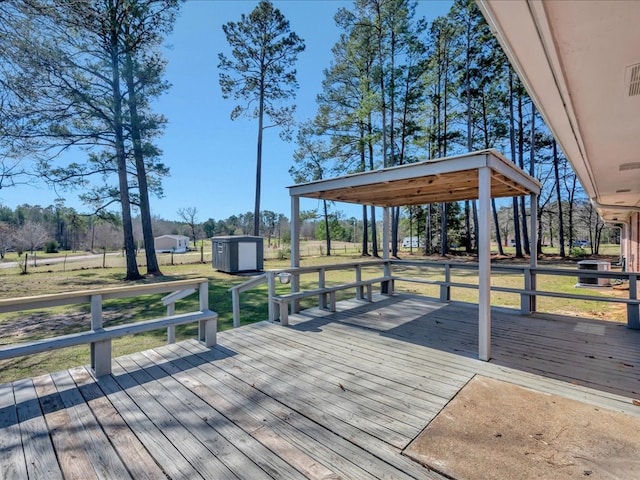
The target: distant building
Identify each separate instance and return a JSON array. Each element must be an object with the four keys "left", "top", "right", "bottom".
[
  {"left": 402, "top": 236, "right": 424, "bottom": 248},
  {"left": 154, "top": 235, "right": 189, "bottom": 253}
]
